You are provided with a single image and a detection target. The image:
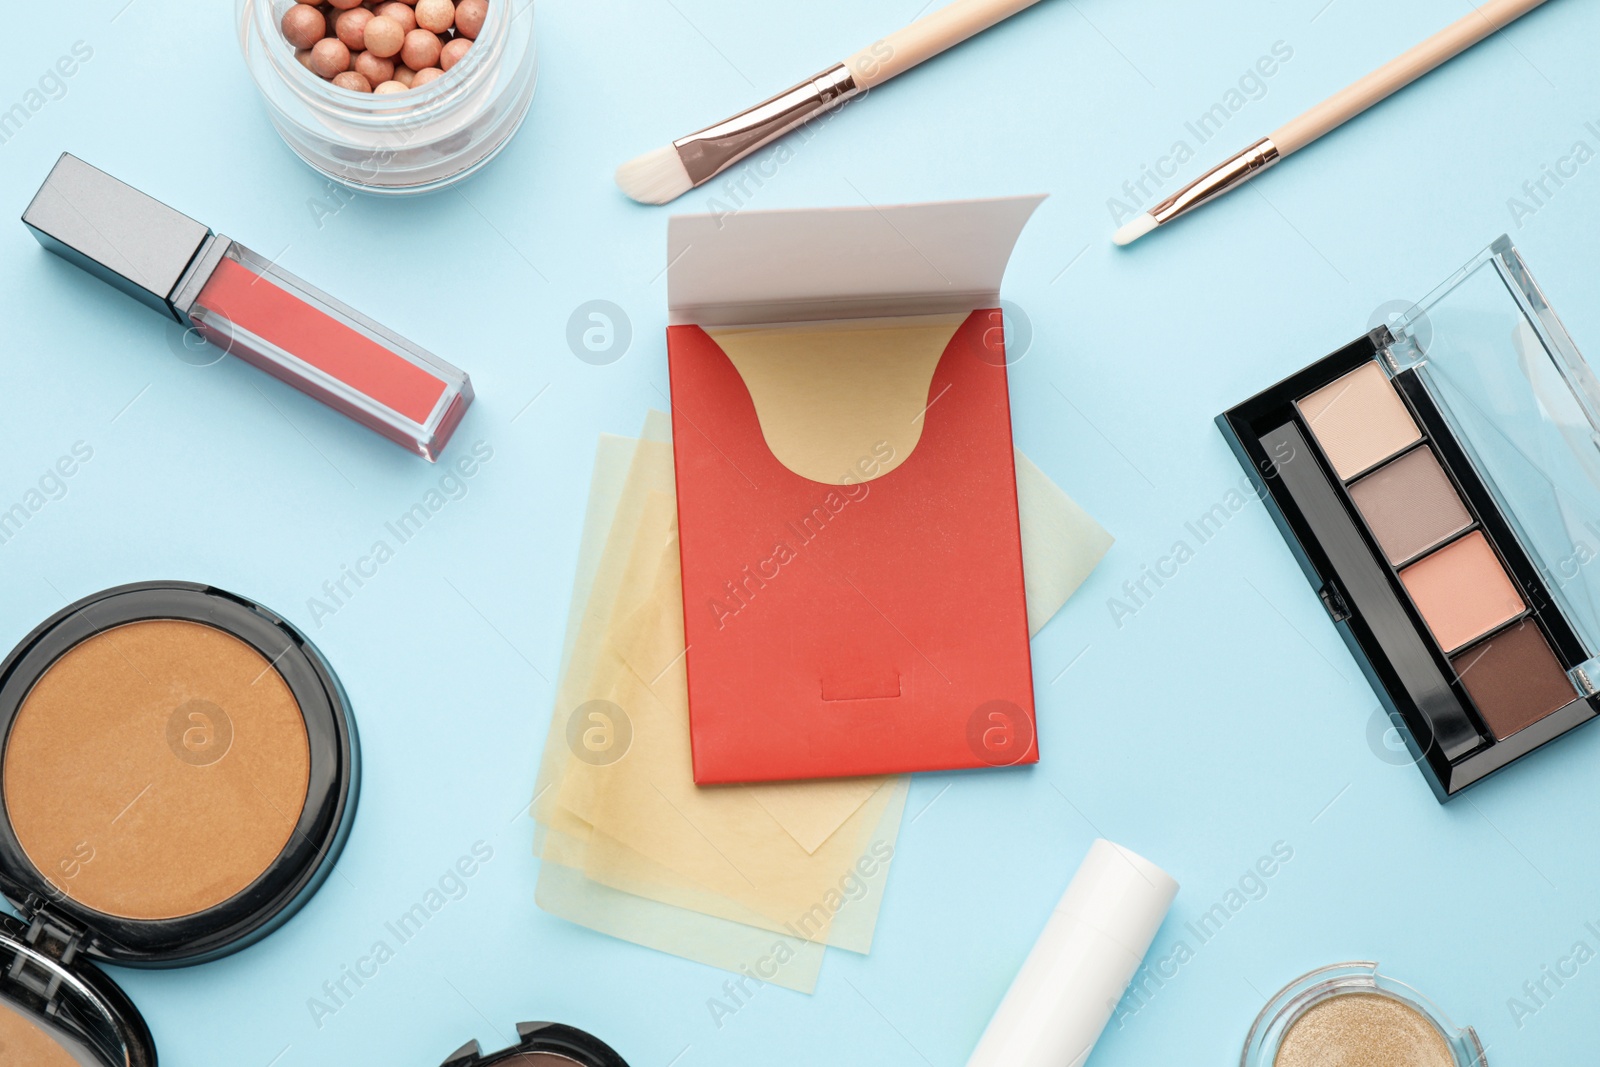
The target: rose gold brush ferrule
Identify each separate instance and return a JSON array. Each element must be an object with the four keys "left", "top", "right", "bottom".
[
  {"left": 1150, "top": 137, "right": 1282, "bottom": 227},
  {"left": 673, "top": 64, "right": 861, "bottom": 187}
]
